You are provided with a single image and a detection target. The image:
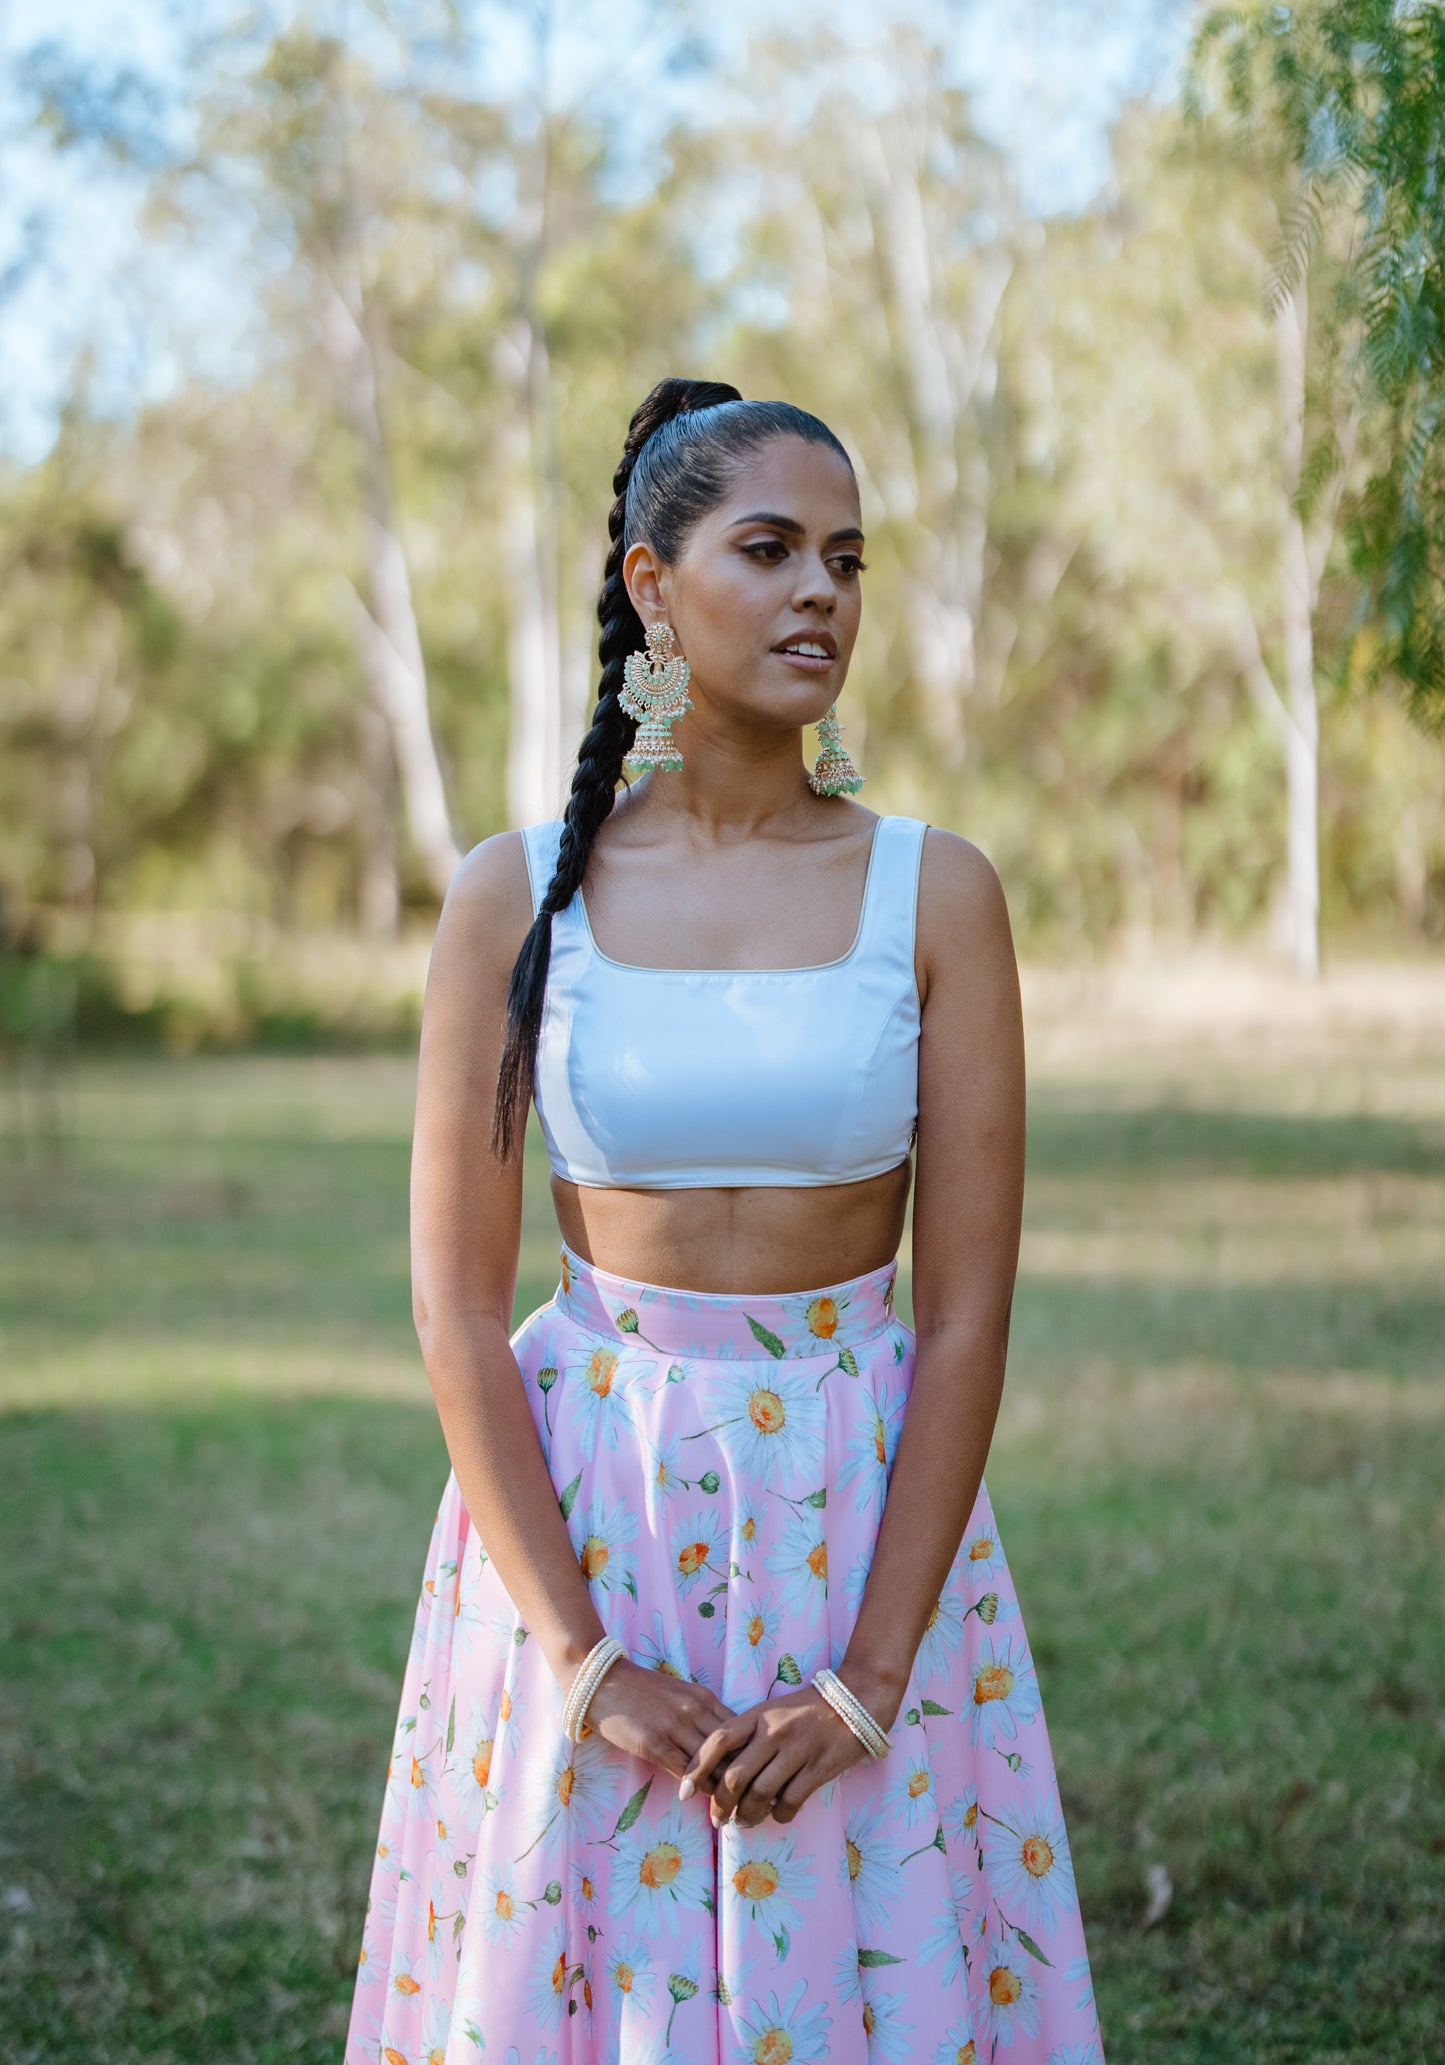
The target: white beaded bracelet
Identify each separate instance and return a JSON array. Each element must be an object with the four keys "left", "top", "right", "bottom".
[
  {"left": 813, "top": 1666, "right": 892, "bottom": 1761},
  {"left": 562, "top": 1635, "right": 627, "bottom": 1742}
]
